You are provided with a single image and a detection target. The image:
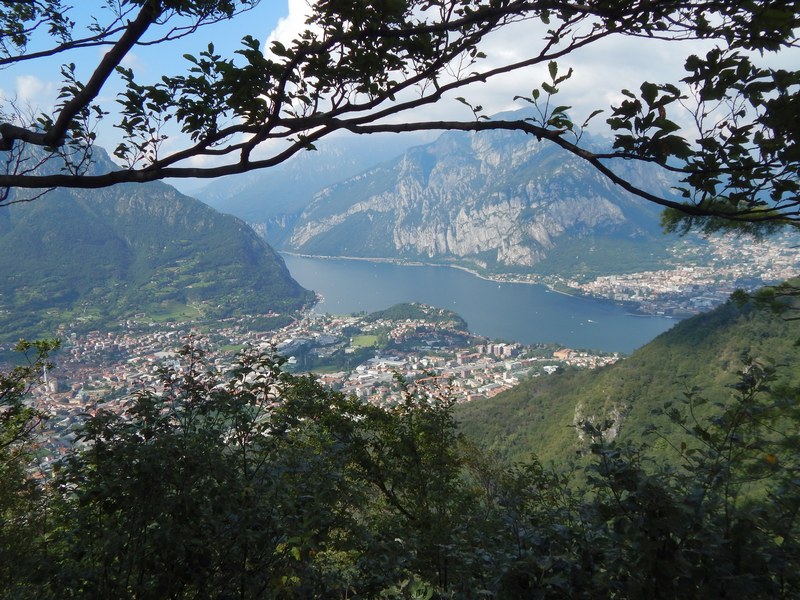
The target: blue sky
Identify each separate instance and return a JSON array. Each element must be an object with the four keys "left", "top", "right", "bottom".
[
  {"left": 0, "top": 1, "right": 288, "bottom": 158},
  {"left": 0, "top": 1, "right": 694, "bottom": 130},
  {"left": 1, "top": 1, "right": 288, "bottom": 89}
]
